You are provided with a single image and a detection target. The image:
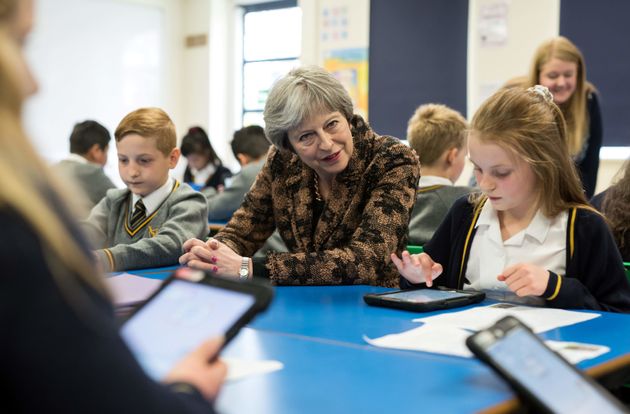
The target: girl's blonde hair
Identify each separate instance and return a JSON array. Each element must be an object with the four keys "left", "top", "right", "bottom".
[
  {"left": 0, "top": 30, "right": 105, "bottom": 299},
  {"left": 470, "top": 86, "right": 589, "bottom": 217},
  {"left": 526, "top": 36, "right": 594, "bottom": 157}
]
